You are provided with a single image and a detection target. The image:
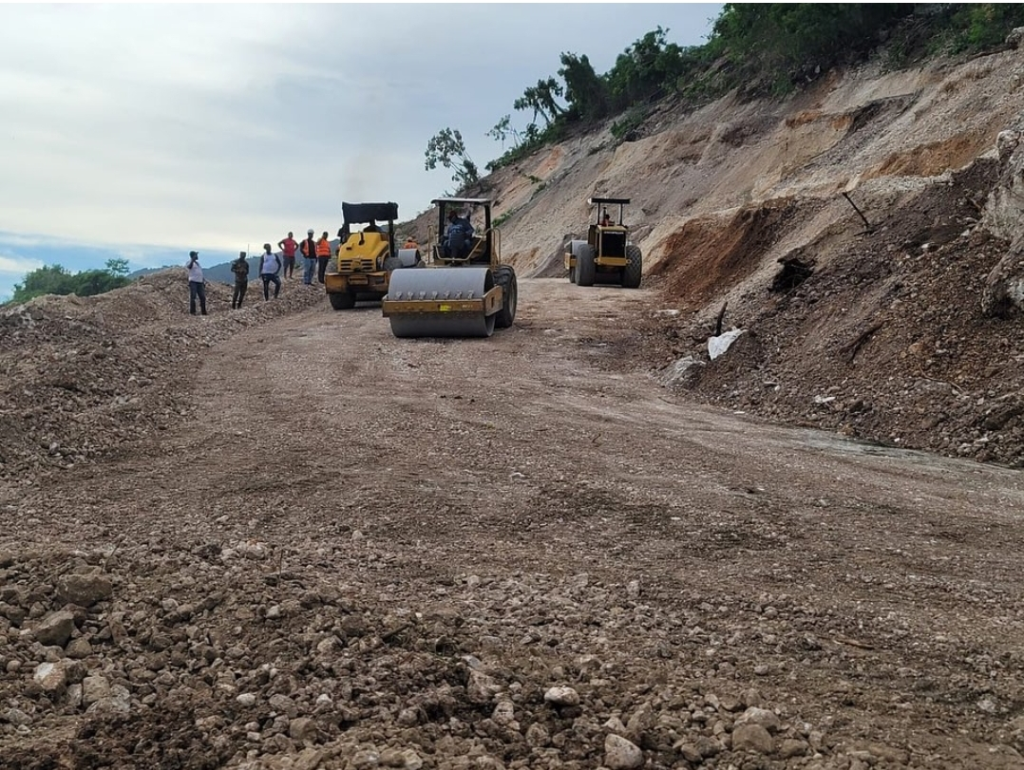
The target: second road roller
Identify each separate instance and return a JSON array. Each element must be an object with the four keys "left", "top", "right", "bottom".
[{"left": 382, "top": 197, "right": 518, "bottom": 338}]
